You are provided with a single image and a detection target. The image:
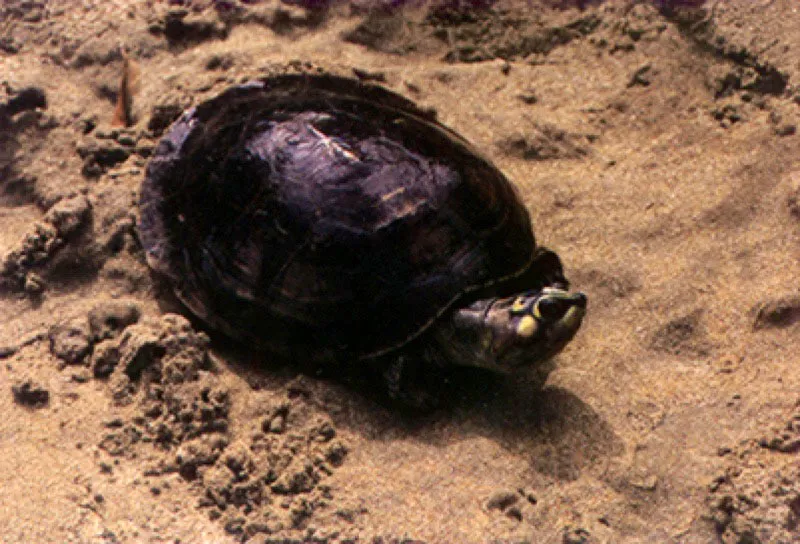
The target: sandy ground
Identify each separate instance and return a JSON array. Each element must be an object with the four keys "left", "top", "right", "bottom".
[{"left": 2, "top": 0, "right": 800, "bottom": 542}]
